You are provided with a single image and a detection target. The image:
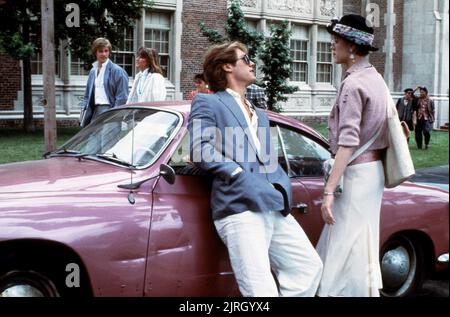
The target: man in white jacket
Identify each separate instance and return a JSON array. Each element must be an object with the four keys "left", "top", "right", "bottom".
[{"left": 127, "top": 47, "right": 166, "bottom": 103}]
